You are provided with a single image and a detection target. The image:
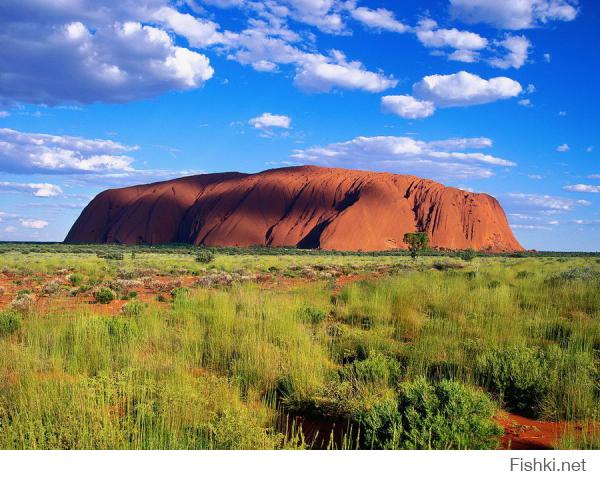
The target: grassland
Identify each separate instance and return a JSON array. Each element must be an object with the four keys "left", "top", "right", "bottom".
[{"left": 0, "top": 244, "right": 598, "bottom": 449}]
